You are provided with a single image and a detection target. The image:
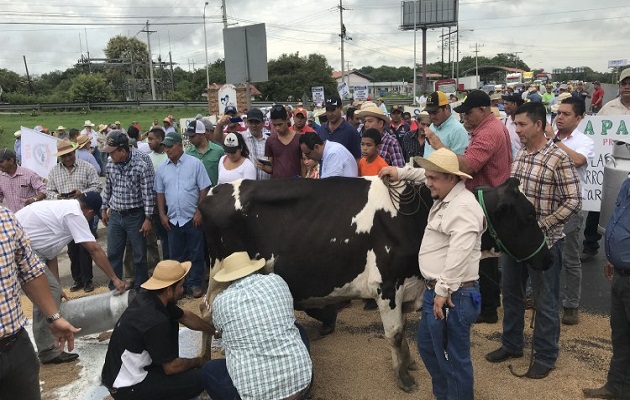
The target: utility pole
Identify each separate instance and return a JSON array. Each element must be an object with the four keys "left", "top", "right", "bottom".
[
  {"left": 412, "top": 0, "right": 417, "bottom": 104},
  {"left": 441, "top": 28, "right": 444, "bottom": 77},
  {"left": 85, "top": 28, "right": 91, "bottom": 73},
  {"left": 203, "top": 2, "right": 210, "bottom": 90},
  {"left": 142, "top": 20, "right": 157, "bottom": 100},
  {"left": 221, "top": 0, "right": 228, "bottom": 29},
  {"left": 339, "top": 0, "right": 346, "bottom": 89},
  {"left": 471, "top": 43, "right": 484, "bottom": 88},
  {"left": 513, "top": 51, "right": 523, "bottom": 69},
  {"left": 169, "top": 51, "right": 175, "bottom": 92},
  {"left": 23, "top": 55, "right": 33, "bottom": 94}
]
